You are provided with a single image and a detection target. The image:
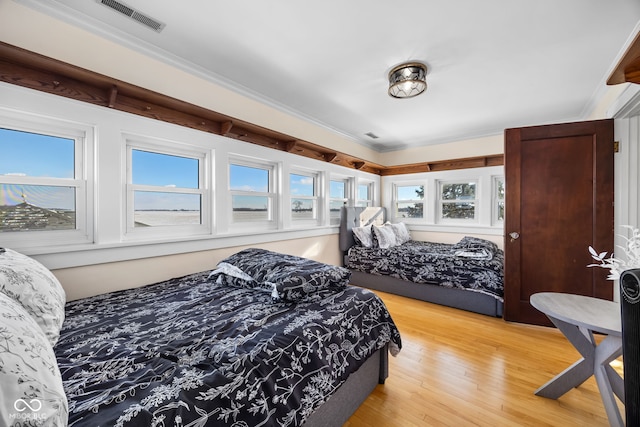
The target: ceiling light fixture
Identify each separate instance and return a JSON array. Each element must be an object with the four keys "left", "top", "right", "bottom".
[{"left": 388, "top": 62, "right": 427, "bottom": 99}]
